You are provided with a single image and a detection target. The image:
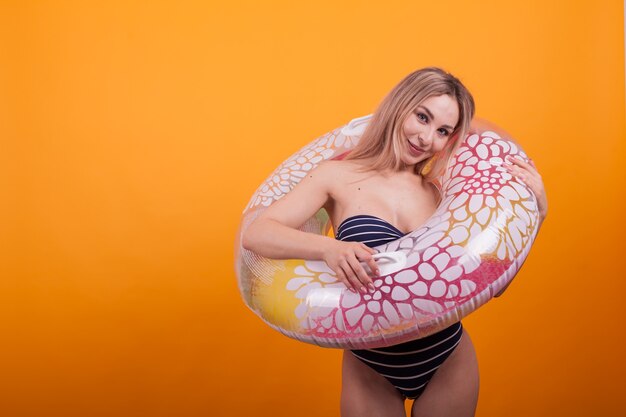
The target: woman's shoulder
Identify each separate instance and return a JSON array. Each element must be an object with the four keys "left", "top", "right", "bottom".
[
  {"left": 304, "top": 160, "right": 371, "bottom": 193},
  {"left": 319, "top": 159, "right": 369, "bottom": 174},
  {"left": 316, "top": 158, "right": 370, "bottom": 176}
]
